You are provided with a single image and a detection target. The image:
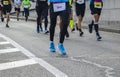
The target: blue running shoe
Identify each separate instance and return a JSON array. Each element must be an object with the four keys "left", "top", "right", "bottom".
[
  {"left": 57, "top": 43, "right": 67, "bottom": 55},
  {"left": 49, "top": 41, "right": 55, "bottom": 52},
  {"left": 36, "top": 27, "right": 40, "bottom": 33}
]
